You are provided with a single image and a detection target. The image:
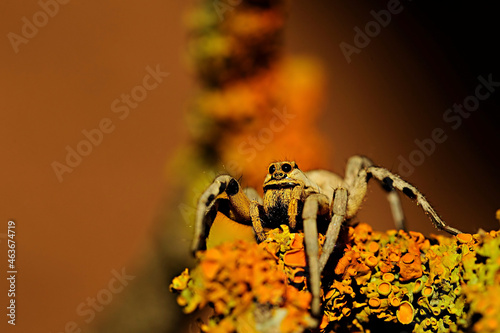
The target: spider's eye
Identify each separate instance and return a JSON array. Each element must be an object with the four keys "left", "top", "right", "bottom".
[
  {"left": 268, "top": 165, "right": 276, "bottom": 174},
  {"left": 282, "top": 163, "right": 292, "bottom": 172}
]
